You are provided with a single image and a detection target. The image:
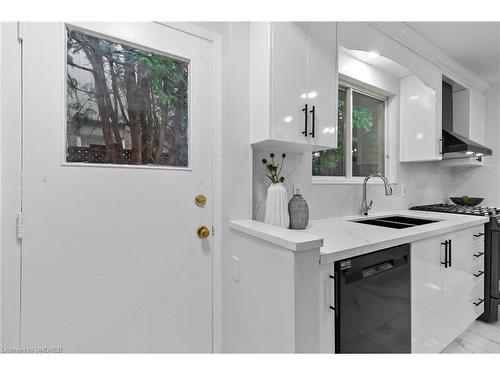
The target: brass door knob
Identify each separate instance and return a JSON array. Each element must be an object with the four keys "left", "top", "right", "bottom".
[
  {"left": 195, "top": 194, "right": 206, "bottom": 208},
  {"left": 197, "top": 226, "right": 210, "bottom": 239}
]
